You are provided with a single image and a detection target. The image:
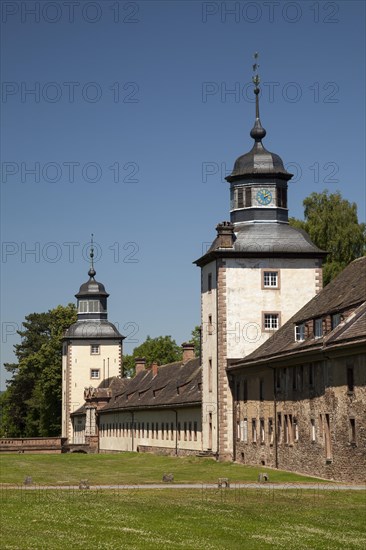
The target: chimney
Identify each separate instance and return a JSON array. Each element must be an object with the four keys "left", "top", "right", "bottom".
[
  {"left": 216, "top": 221, "right": 234, "bottom": 248},
  {"left": 182, "top": 342, "right": 195, "bottom": 363},
  {"left": 135, "top": 357, "right": 146, "bottom": 375},
  {"left": 151, "top": 362, "right": 159, "bottom": 377}
]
